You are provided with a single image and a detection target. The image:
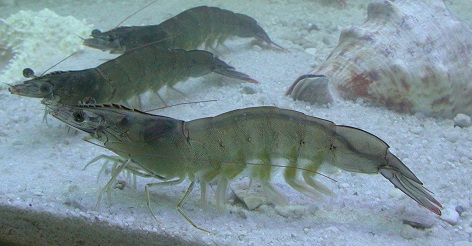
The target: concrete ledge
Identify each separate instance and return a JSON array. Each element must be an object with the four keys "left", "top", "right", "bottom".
[{"left": 0, "top": 204, "right": 201, "bottom": 245}]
